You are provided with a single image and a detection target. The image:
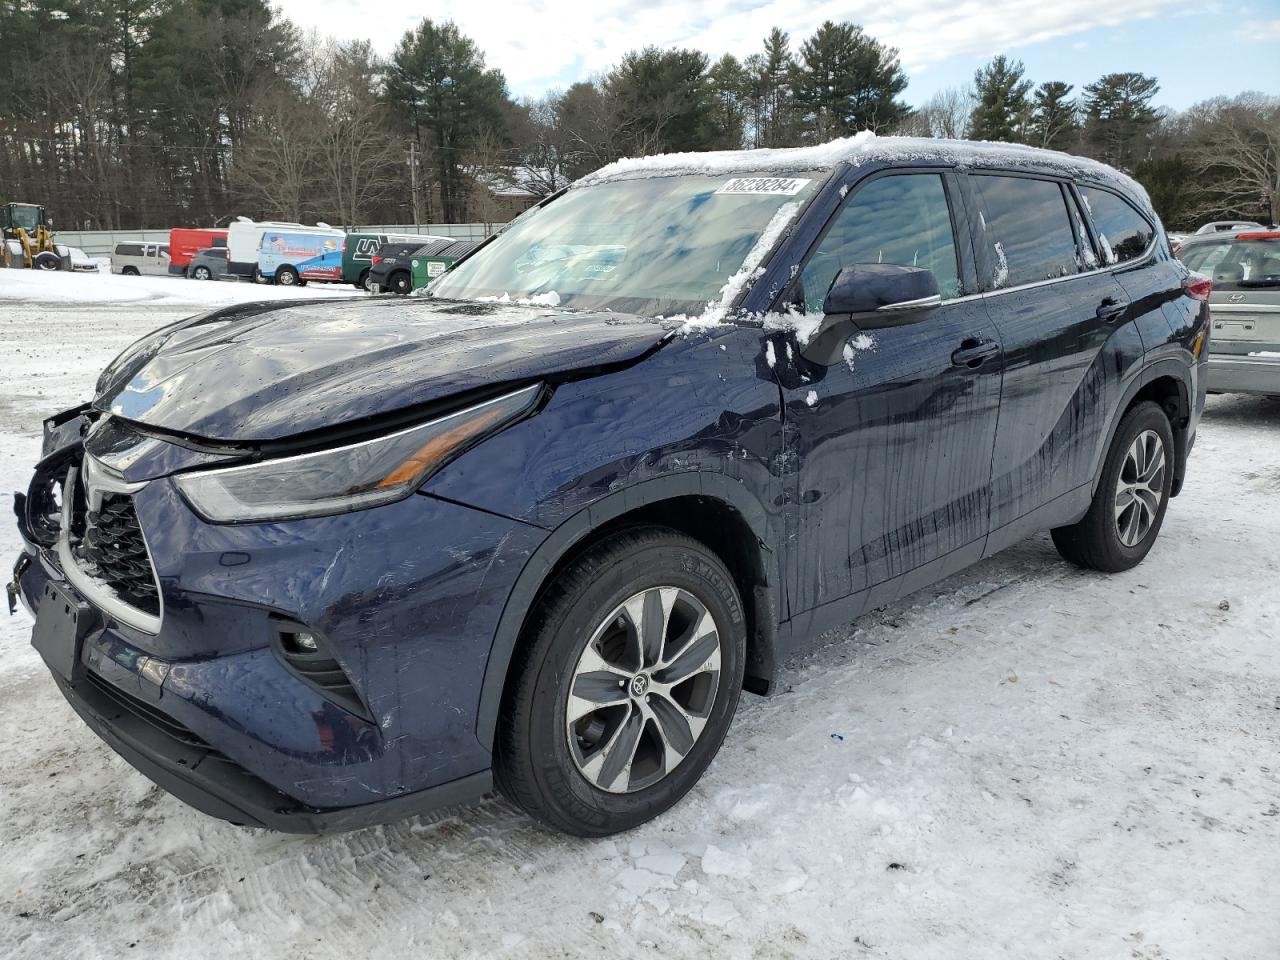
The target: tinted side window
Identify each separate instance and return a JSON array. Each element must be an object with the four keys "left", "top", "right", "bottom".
[
  {"left": 1079, "top": 186, "right": 1154, "bottom": 264},
  {"left": 974, "top": 175, "right": 1080, "bottom": 288},
  {"left": 115, "top": 243, "right": 143, "bottom": 256},
  {"left": 800, "top": 174, "right": 961, "bottom": 311}
]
